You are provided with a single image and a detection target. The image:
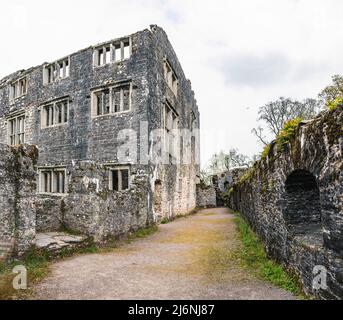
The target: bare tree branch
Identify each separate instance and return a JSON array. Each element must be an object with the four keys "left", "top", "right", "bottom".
[
  {"left": 251, "top": 127, "right": 269, "bottom": 146},
  {"left": 255, "top": 96, "right": 322, "bottom": 140}
]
